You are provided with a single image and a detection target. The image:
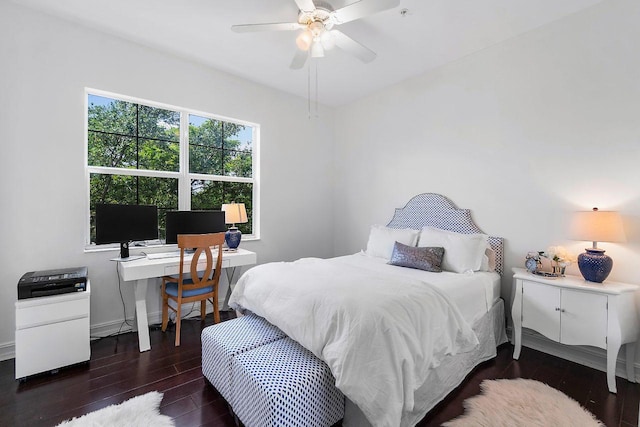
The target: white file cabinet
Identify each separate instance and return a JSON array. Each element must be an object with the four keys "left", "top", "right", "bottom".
[
  {"left": 512, "top": 268, "right": 638, "bottom": 393},
  {"left": 15, "top": 281, "right": 91, "bottom": 379}
]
